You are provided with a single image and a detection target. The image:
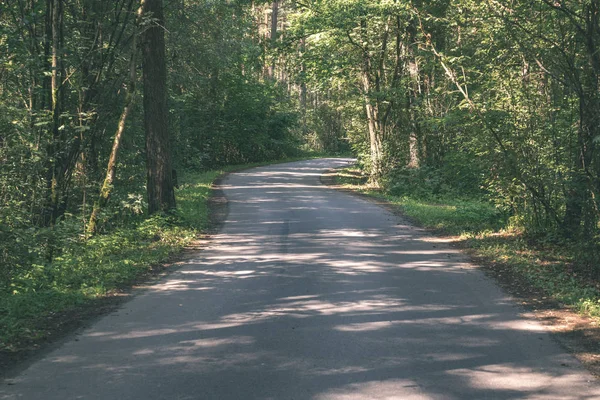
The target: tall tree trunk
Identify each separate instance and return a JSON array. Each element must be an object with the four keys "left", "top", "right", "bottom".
[
  {"left": 563, "top": 1, "right": 600, "bottom": 237},
  {"left": 41, "top": 0, "right": 81, "bottom": 227},
  {"left": 141, "top": 0, "right": 176, "bottom": 214},
  {"left": 406, "top": 18, "right": 421, "bottom": 169},
  {"left": 43, "top": 0, "right": 63, "bottom": 226},
  {"left": 362, "top": 69, "right": 383, "bottom": 181},
  {"left": 300, "top": 37, "right": 307, "bottom": 135},
  {"left": 268, "top": 0, "right": 279, "bottom": 79},
  {"left": 357, "top": 18, "right": 383, "bottom": 181},
  {"left": 562, "top": 106, "right": 589, "bottom": 238}
]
